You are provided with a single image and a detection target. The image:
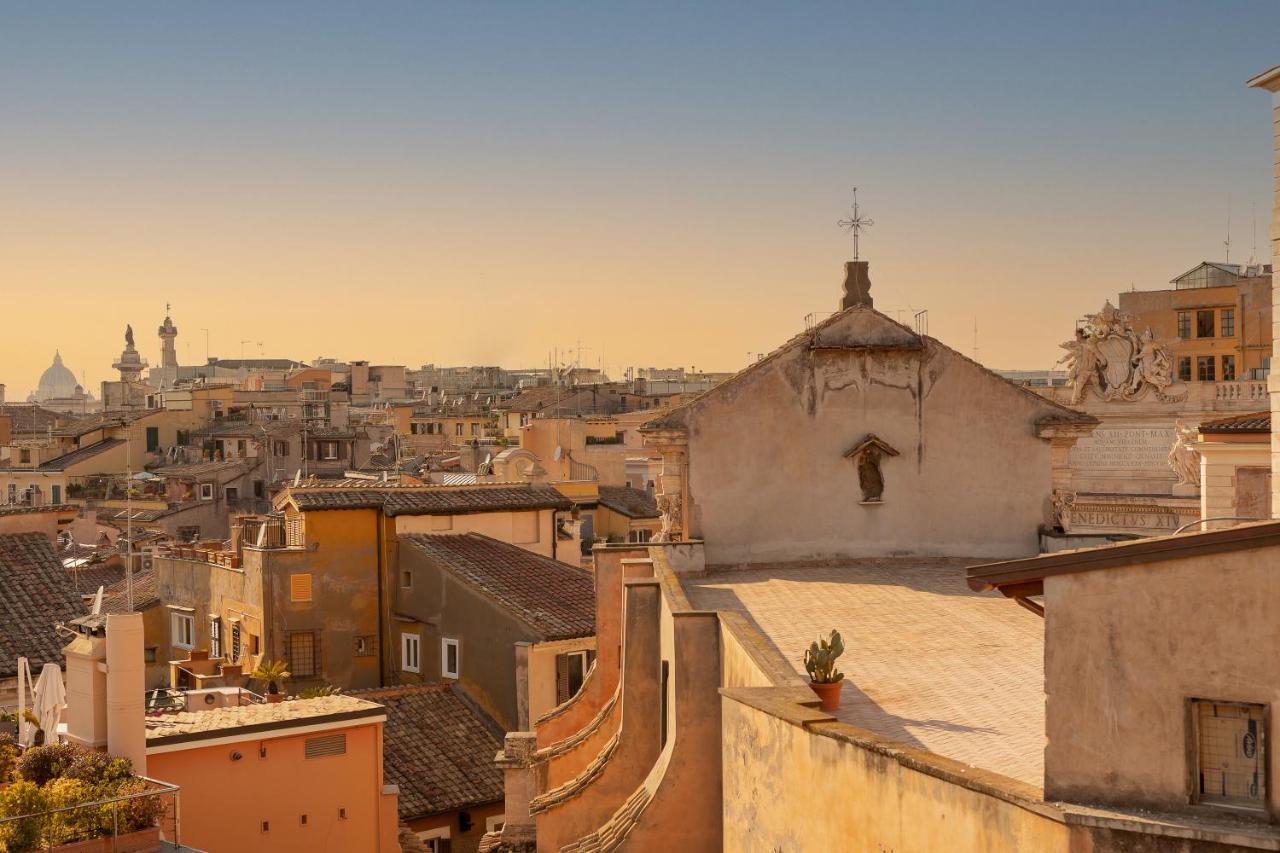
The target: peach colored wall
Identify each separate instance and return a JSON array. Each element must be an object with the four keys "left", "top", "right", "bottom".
[
  {"left": 148, "top": 720, "right": 396, "bottom": 852},
  {"left": 394, "top": 509, "right": 554, "bottom": 558},
  {"left": 1044, "top": 546, "right": 1280, "bottom": 813}
]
